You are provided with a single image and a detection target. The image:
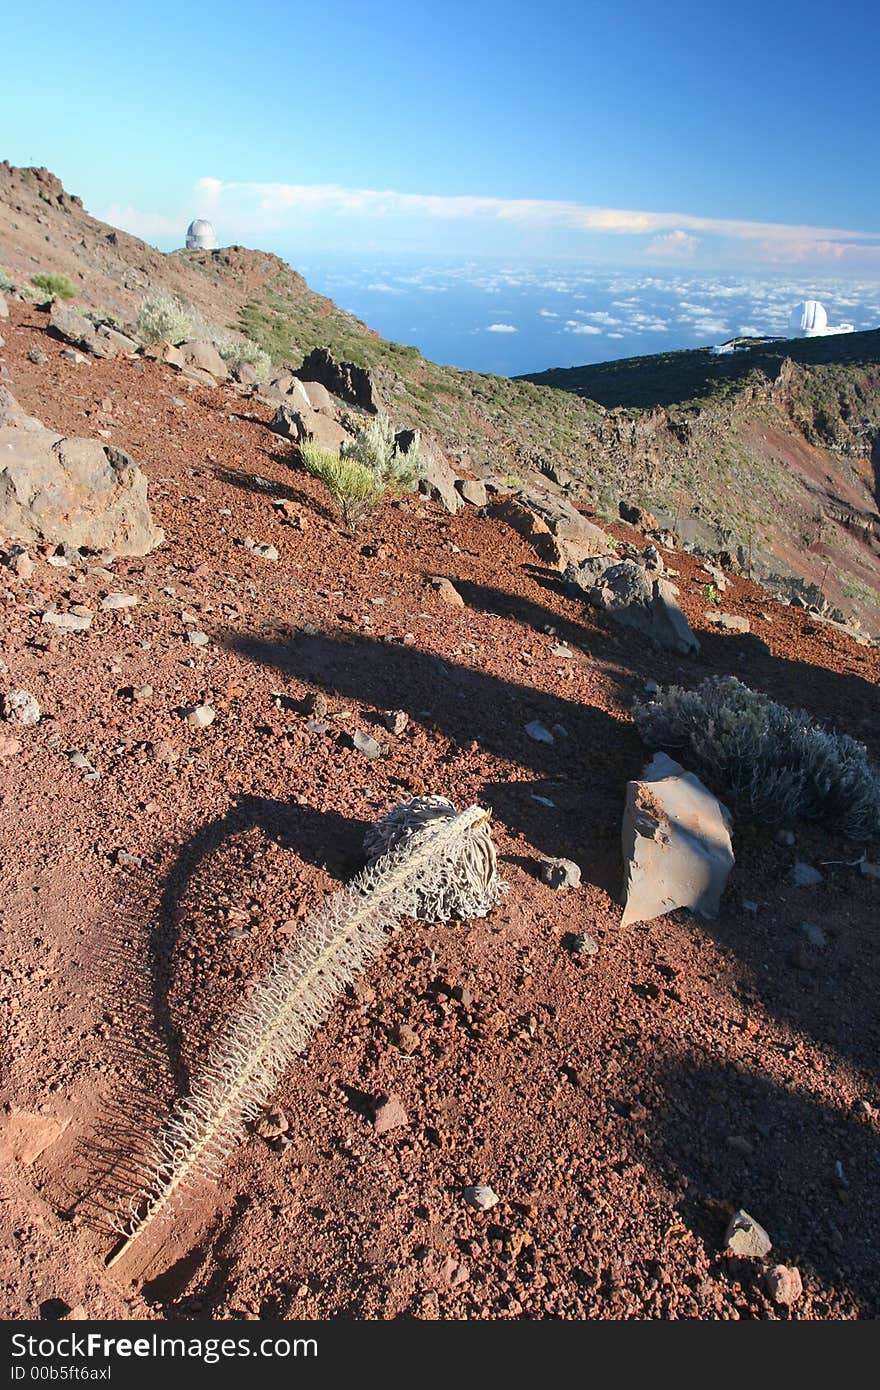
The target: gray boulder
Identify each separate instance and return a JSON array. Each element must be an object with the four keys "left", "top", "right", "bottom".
[
  {"left": 0, "top": 389, "right": 163, "bottom": 556},
  {"left": 621, "top": 752, "right": 734, "bottom": 927},
  {"left": 565, "top": 556, "right": 700, "bottom": 655},
  {"left": 0, "top": 294, "right": 8, "bottom": 320},
  {"left": 47, "top": 302, "right": 114, "bottom": 359}
]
